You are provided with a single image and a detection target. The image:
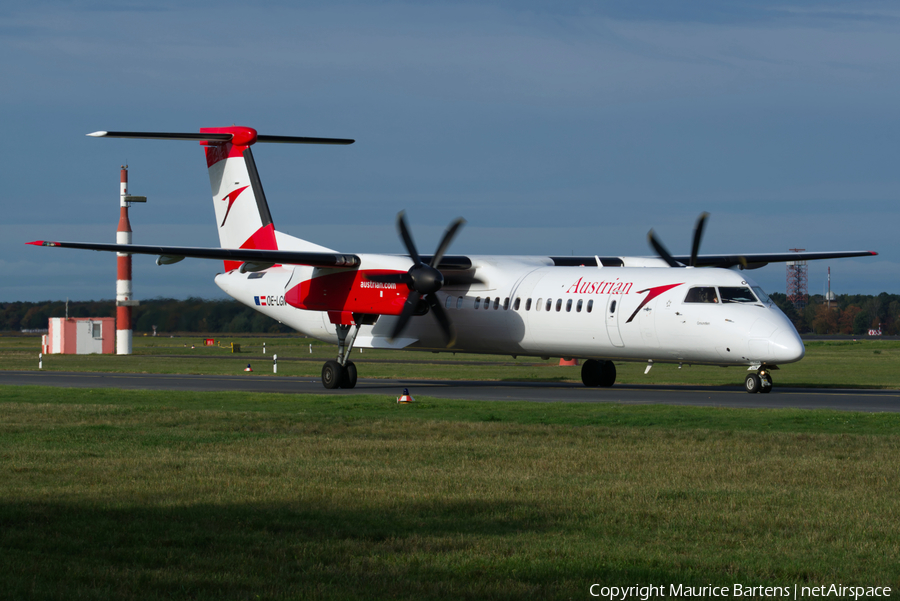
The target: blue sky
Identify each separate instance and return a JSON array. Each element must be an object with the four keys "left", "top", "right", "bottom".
[{"left": 2, "top": 1, "right": 898, "bottom": 301}]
